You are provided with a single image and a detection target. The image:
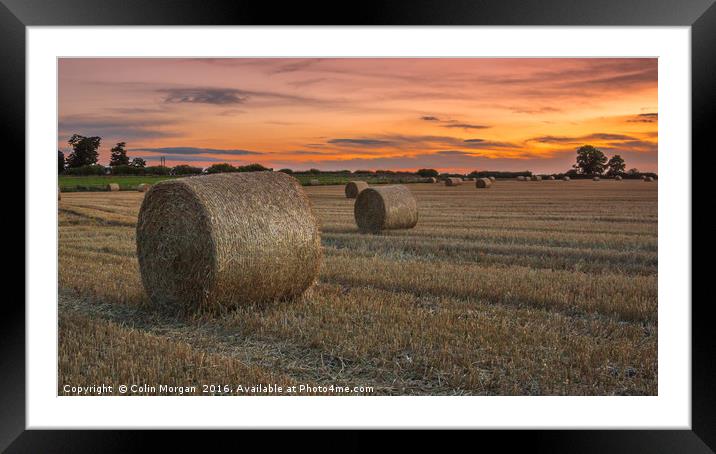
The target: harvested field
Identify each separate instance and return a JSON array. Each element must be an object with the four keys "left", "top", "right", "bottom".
[{"left": 58, "top": 179, "right": 658, "bottom": 396}]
